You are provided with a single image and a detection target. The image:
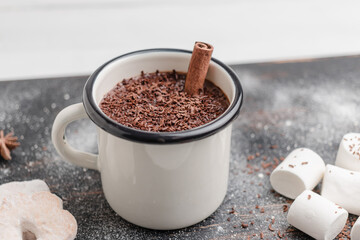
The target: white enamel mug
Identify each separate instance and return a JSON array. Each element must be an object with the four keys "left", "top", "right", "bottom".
[{"left": 52, "top": 49, "right": 243, "bottom": 230}]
